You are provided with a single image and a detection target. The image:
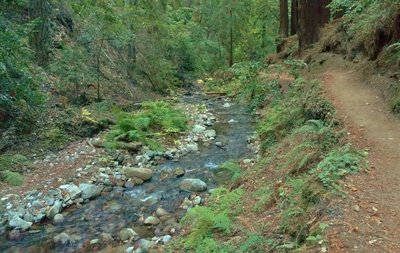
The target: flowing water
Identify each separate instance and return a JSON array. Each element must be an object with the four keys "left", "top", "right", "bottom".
[{"left": 1, "top": 95, "right": 255, "bottom": 253}]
